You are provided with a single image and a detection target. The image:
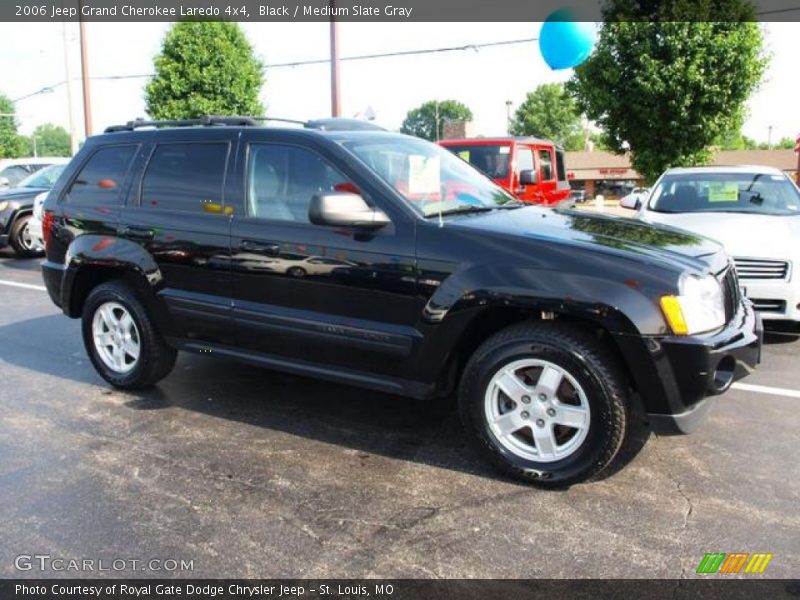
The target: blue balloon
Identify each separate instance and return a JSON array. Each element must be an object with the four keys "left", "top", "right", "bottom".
[{"left": 539, "top": 9, "right": 597, "bottom": 70}]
